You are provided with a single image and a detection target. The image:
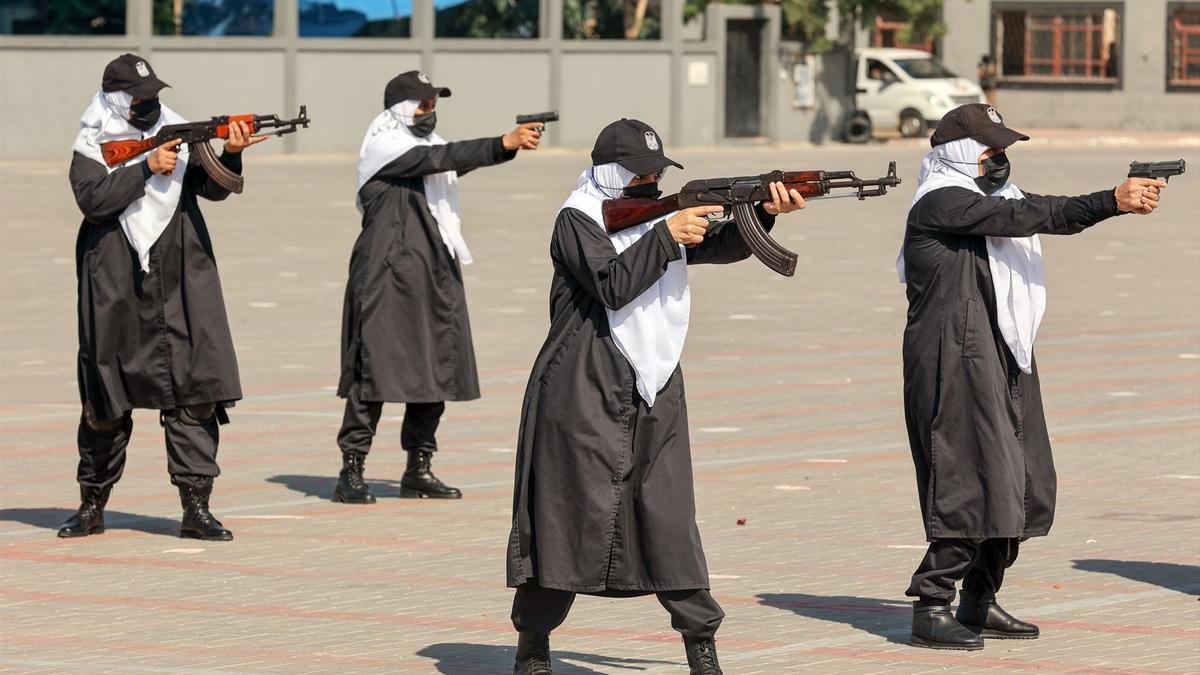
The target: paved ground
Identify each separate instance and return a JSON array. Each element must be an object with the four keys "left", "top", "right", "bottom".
[{"left": 1, "top": 139, "right": 1198, "bottom": 674}]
